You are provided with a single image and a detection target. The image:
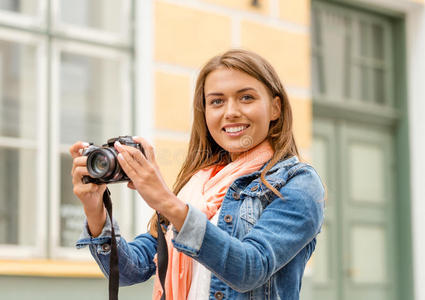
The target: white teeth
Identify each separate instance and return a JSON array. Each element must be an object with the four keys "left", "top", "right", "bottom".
[{"left": 224, "top": 126, "right": 247, "bottom": 133}]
